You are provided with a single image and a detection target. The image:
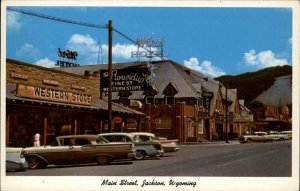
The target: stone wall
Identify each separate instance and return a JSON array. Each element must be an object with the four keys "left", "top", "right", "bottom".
[{"left": 6, "top": 59, "right": 100, "bottom": 101}]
